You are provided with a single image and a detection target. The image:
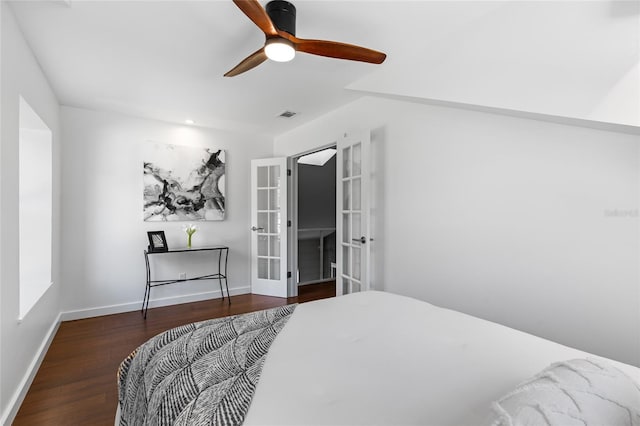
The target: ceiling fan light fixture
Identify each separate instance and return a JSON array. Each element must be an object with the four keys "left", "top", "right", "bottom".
[
  {"left": 265, "top": 39, "right": 295, "bottom": 62},
  {"left": 224, "top": 0, "right": 386, "bottom": 77}
]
